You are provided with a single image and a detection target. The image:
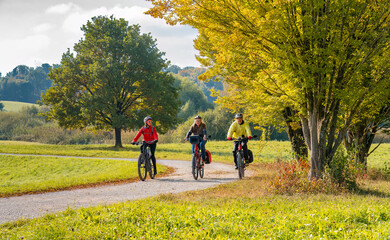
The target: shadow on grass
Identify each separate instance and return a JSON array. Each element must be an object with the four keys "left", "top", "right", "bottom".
[{"left": 353, "top": 187, "right": 390, "bottom": 198}]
